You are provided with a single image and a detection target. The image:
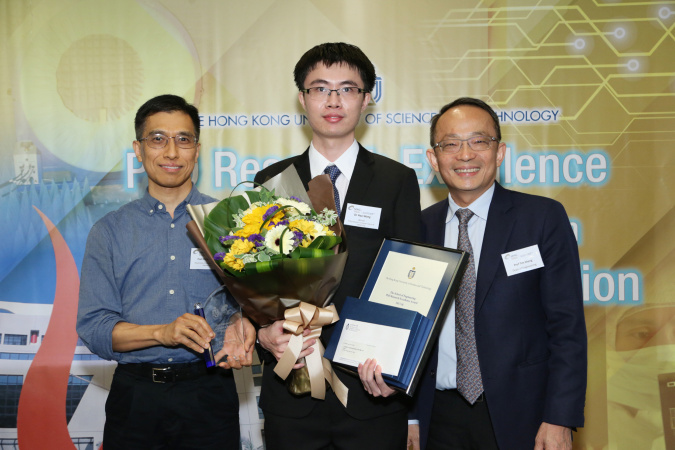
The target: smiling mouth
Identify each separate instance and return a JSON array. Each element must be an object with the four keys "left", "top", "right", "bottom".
[
  {"left": 455, "top": 168, "right": 479, "bottom": 174},
  {"left": 160, "top": 164, "right": 182, "bottom": 170}
]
